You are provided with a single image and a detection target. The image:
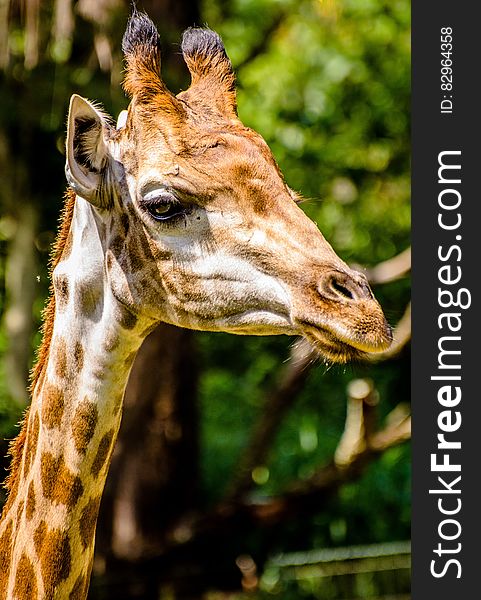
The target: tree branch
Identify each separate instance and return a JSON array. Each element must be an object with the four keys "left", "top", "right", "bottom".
[
  {"left": 164, "top": 392, "right": 410, "bottom": 549},
  {"left": 367, "top": 302, "right": 411, "bottom": 362},
  {"left": 361, "top": 247, "right": 411, "bottom": 285}
]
